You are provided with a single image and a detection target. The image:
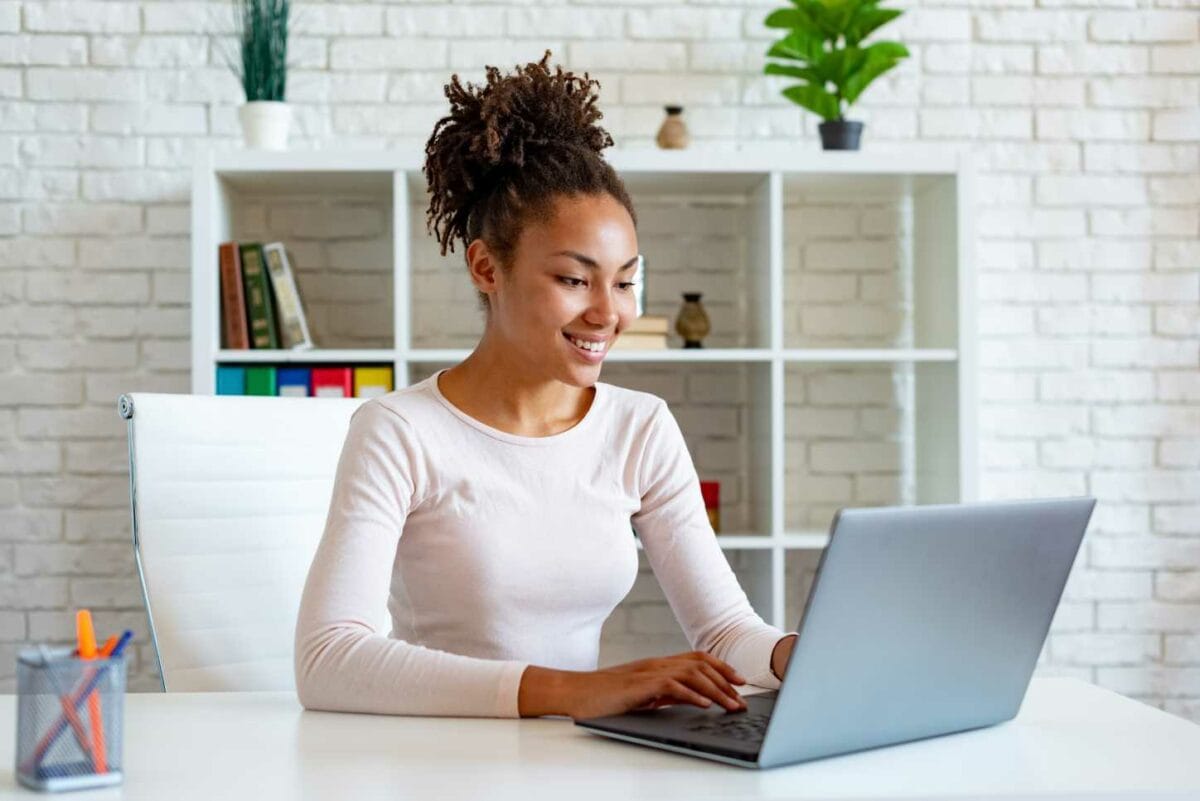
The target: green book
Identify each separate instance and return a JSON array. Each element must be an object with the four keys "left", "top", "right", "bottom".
[
  {"left": 238, "top": 242, "right": 278, "bottom": 349},
  {"left": 245, "top": 366, "right": 277, "bottom": 396}
]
